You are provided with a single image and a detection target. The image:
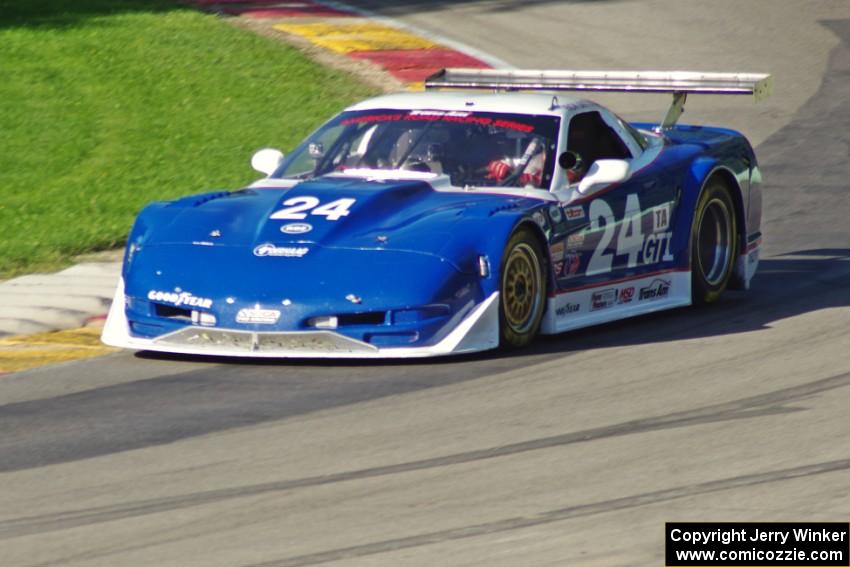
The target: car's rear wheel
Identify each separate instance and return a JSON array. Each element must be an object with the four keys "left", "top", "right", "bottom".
[
  {"left": 500, "top": 227, "right": 546, "bottom": 348},
  {"left": 691, "top": 178, "right": 738, "bottom": 304}
]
